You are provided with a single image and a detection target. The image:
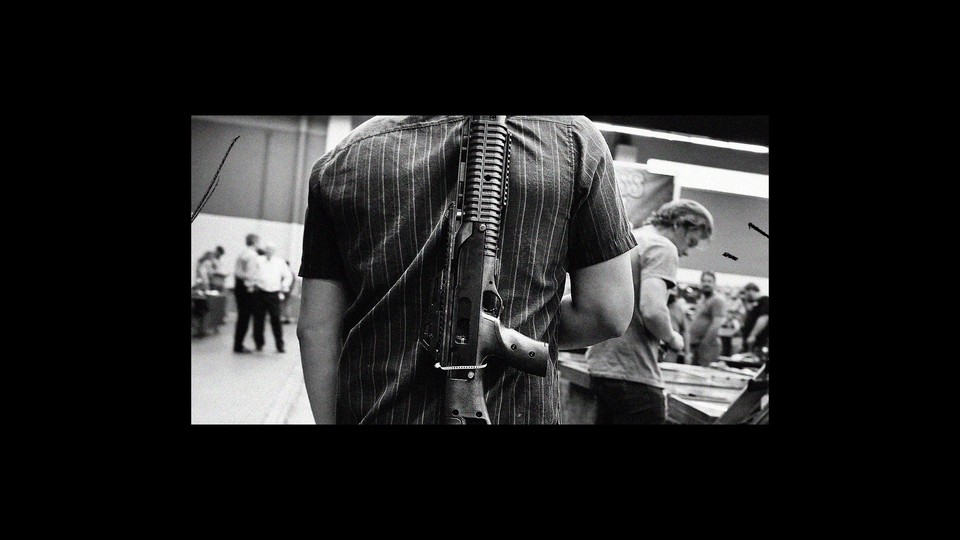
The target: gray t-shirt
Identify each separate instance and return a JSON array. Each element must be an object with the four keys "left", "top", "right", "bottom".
[
  {"left": 688, "top": 294, "right": 726, "bottom": 345},
  {"left": 586, "top": 225, "right": 679, "bottom": 389}
]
